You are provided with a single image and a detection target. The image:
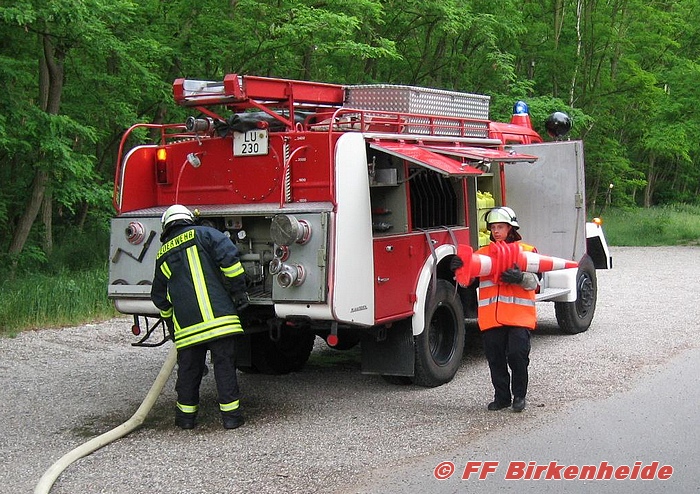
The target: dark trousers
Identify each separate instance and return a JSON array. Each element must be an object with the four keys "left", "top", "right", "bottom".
[
  {"left": 175, "top": 336, "right": 241, "bottom": 416},
  {"left": 481, "top": 326, "right": 531, "bottom": 403}
]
